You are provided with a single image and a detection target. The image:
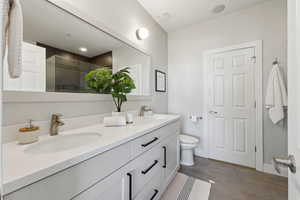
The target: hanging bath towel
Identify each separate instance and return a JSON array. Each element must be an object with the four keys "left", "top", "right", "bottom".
[
  {"left": 2, "top": 0, "right": 23, "bottom": 78},
  {"left": 265, "top": 63, "right": 287, "bottom": 124}
]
